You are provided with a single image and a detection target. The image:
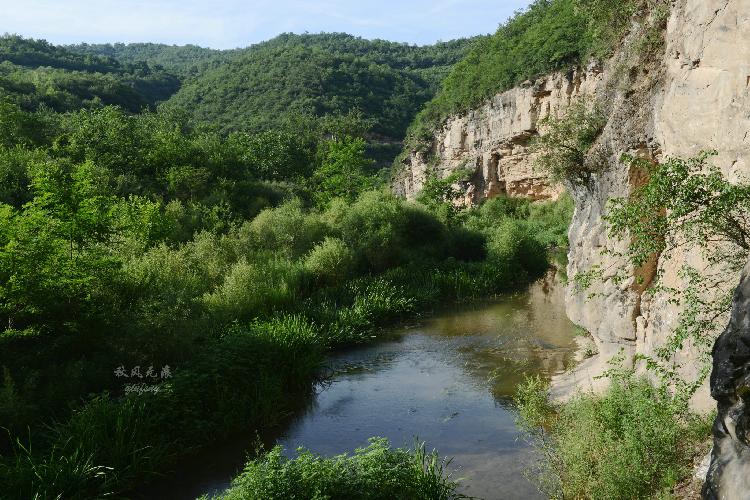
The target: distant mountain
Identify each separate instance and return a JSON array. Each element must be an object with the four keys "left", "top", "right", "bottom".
[
  {"left": 2, "top": 33, "right": 478, "bottom": 145},
  {"left": 65, "top": 42, "right": 233, "bottom": 78},
  {"left": 0, "top": 35, "right": 179, "bottom": 112},
  {"left": 161, "top": 33, "right": 479, "bottom": 139}
]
